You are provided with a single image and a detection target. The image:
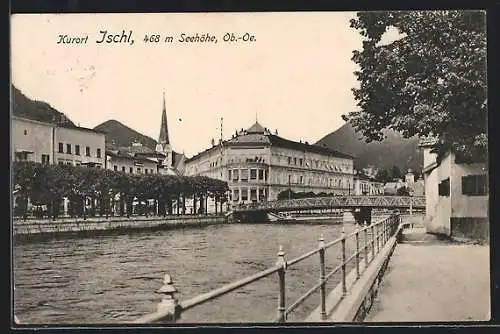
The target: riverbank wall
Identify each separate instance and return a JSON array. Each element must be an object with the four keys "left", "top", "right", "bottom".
[{"left": 13, "top": 215, "right": 227, "bottom": 242}]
